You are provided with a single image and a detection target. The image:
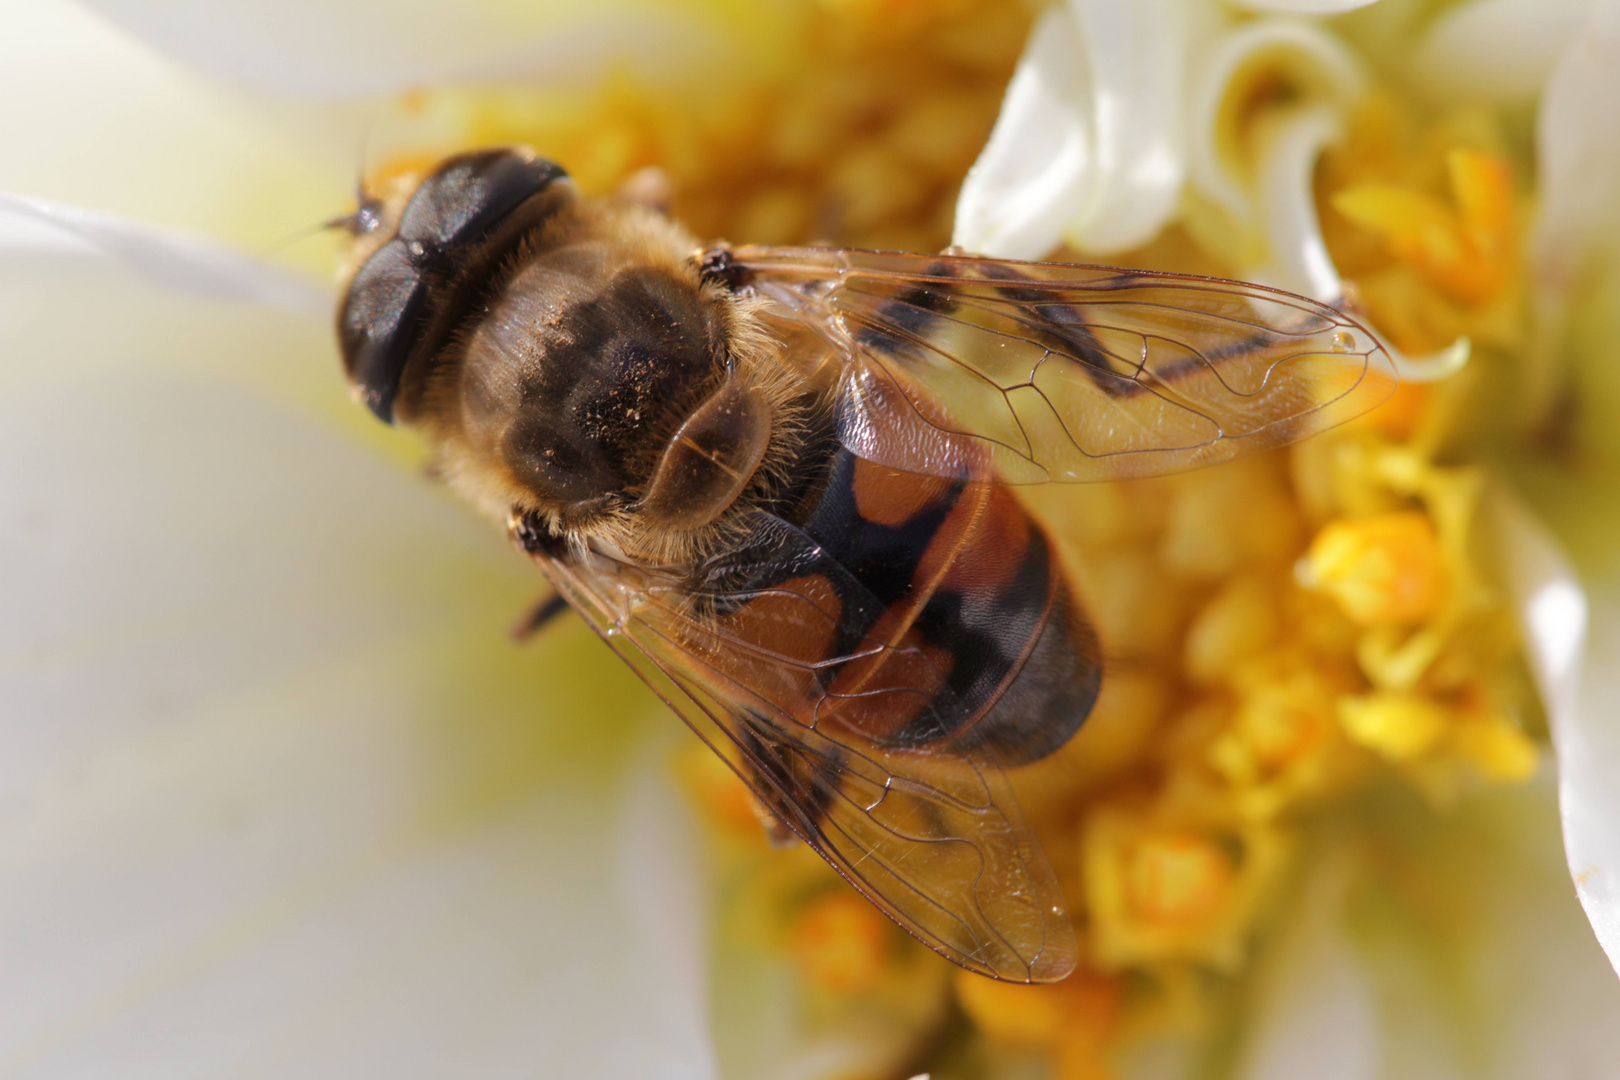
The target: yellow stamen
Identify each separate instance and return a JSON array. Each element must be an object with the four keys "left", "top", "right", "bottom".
[
  {"left": 1330, "top": 147, "right": 1515, "bottom": 304},
  {"left": 1184, "top": 575, "right": 1280, "bottom": 685},
  {"left": 675, "top": 743, "right": 767, "bottom": 840},
  {"left": 1300, "top": 512, "right": 1445, "bottom": 626},
  {"left": 954, "top": 968, "right": 1120, "bottom": 1051},
  {"left": 1338, "top": 691, "right": 1448, "bottom": 761},
  {"left": 1452, "top": 711, "right": 1539, "bottom": 783},
  {"left": 1126, "top": 834, "right": 1237, "bottom": 925},
  {"left": 1222, "top": 663, "right": 1338, "bottom": 778},
  {"left": 789, "top": 892, "right": 892, "bottom": 994},
  {"left": 1083, "top": 807, "right": 1285, "bottom": 971},
  {"left": 1448, "top": 148, "right": 1514, "bottom": 256}
]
